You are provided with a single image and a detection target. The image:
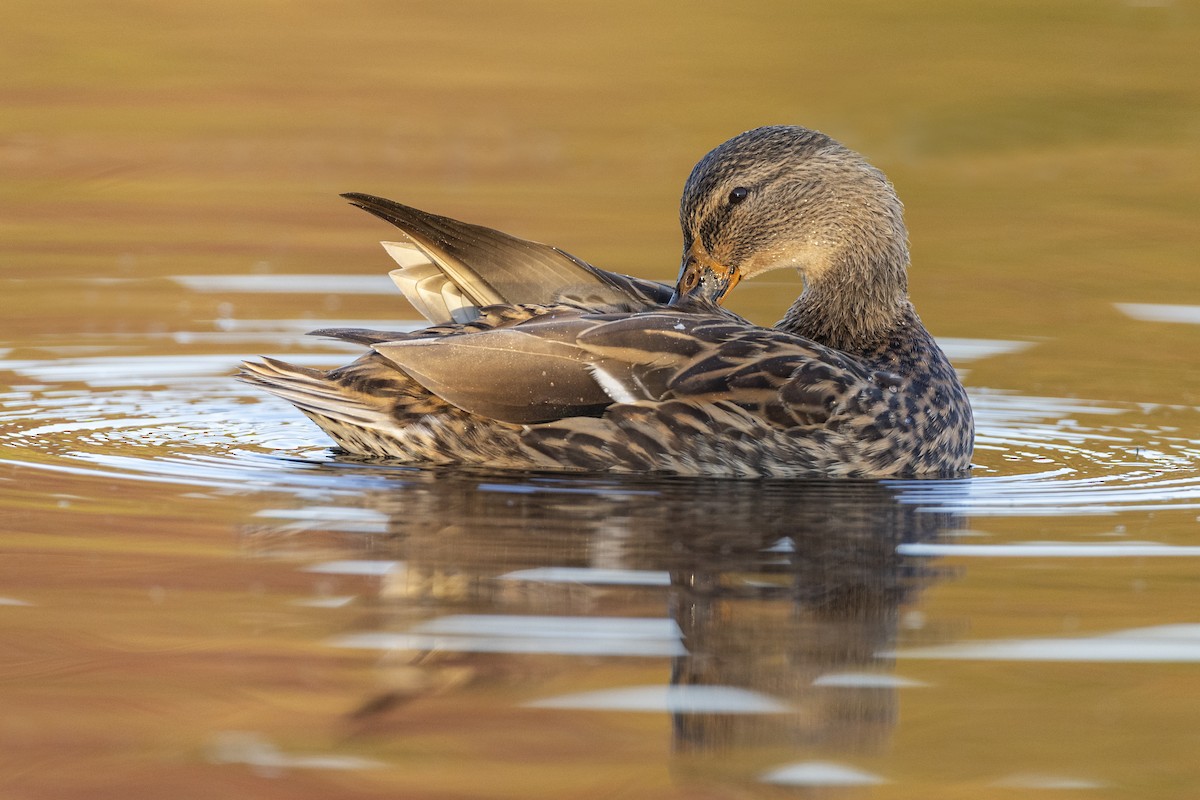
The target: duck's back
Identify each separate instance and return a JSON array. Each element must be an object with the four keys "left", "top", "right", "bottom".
[
  {"left": 242, "top": 185, "right": 974, "bottom": 478},
  {"left": 513, "top": 307, "right": 973, "bottom": 478},
  {"left": 242, "top": 301, "right": 972, "bottom": 478}
]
